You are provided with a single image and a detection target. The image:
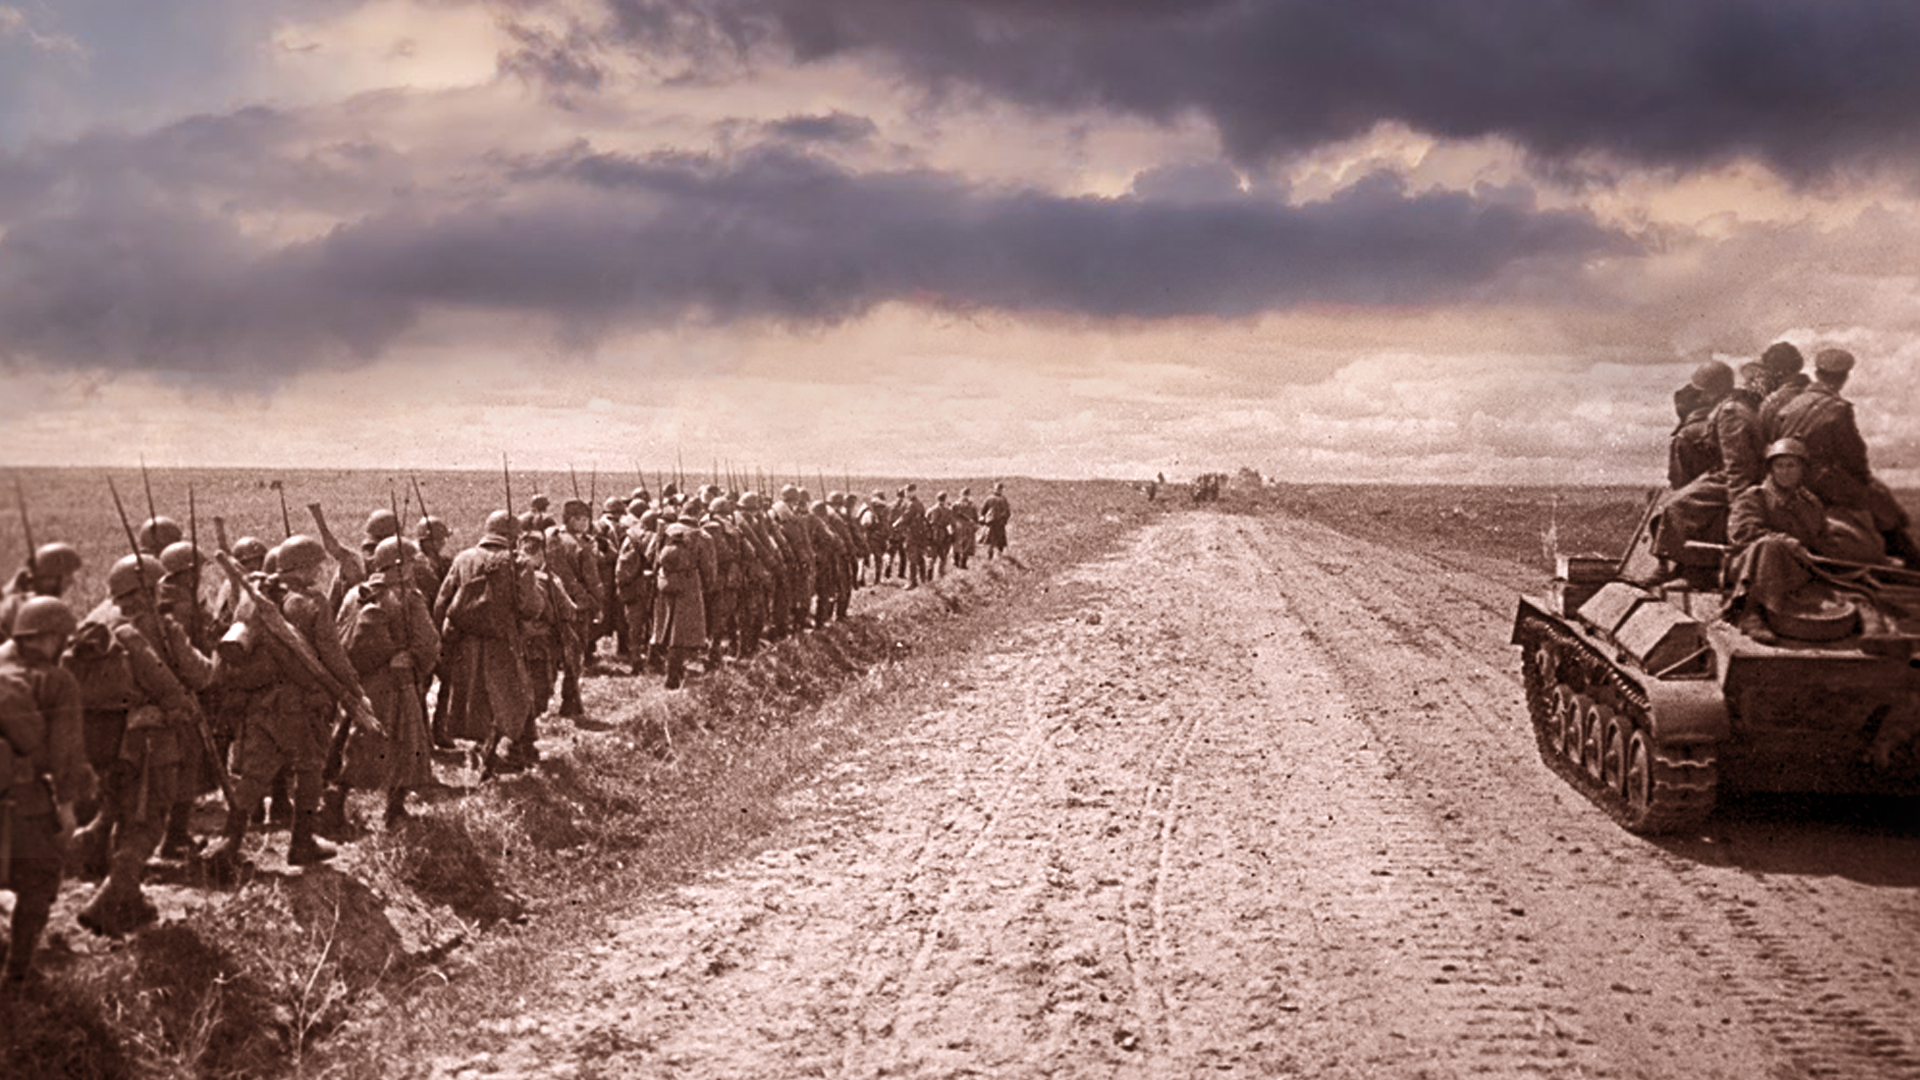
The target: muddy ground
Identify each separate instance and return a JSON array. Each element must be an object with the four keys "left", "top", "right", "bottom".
[{"left": 410, "top": 507, "right": 1920, "bottom": 1080}]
